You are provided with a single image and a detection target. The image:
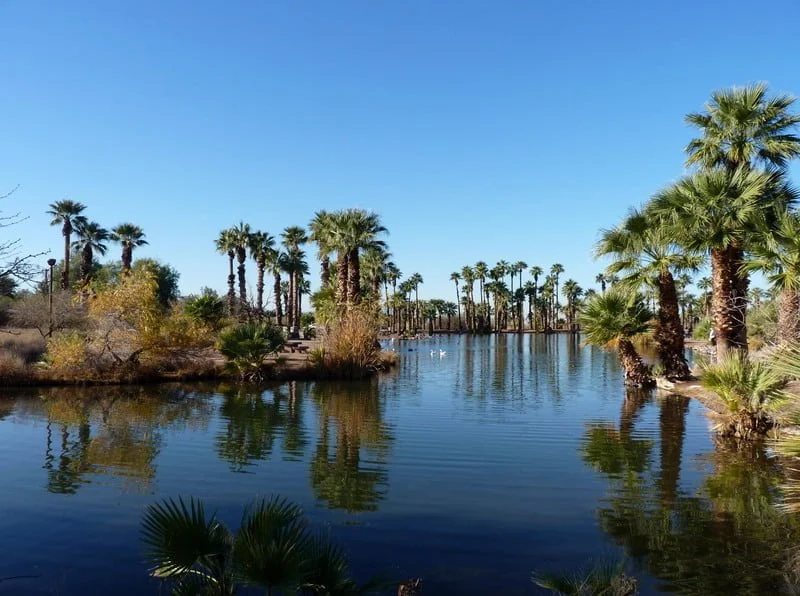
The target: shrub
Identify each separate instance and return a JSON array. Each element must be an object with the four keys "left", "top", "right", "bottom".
[
  {"left": 219, "top": 322, "right": 285, "bottom": 381},
  {"left": 0, "top": 330, "right": 46, "bottom": 363},
  {"left": 692, "top": 317, "right": 713, "bottom": 341},
  {"left": 314, "top": 307, "right": 383, "bottom": 379},
  {"left": 0, "top": 351, "right": 30, "bottom": 382},
  {"left": 46, "top": 331, "right": 91, "bottom": 372},
  {"left": 10, "top": 290, "right": 89, "bottom": 337},
  {"left": 700, "top": 352, "right": 786, "bottom": 438},
  {"left": 184, "top": 294, "right": 225, "bottom": 329}
]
